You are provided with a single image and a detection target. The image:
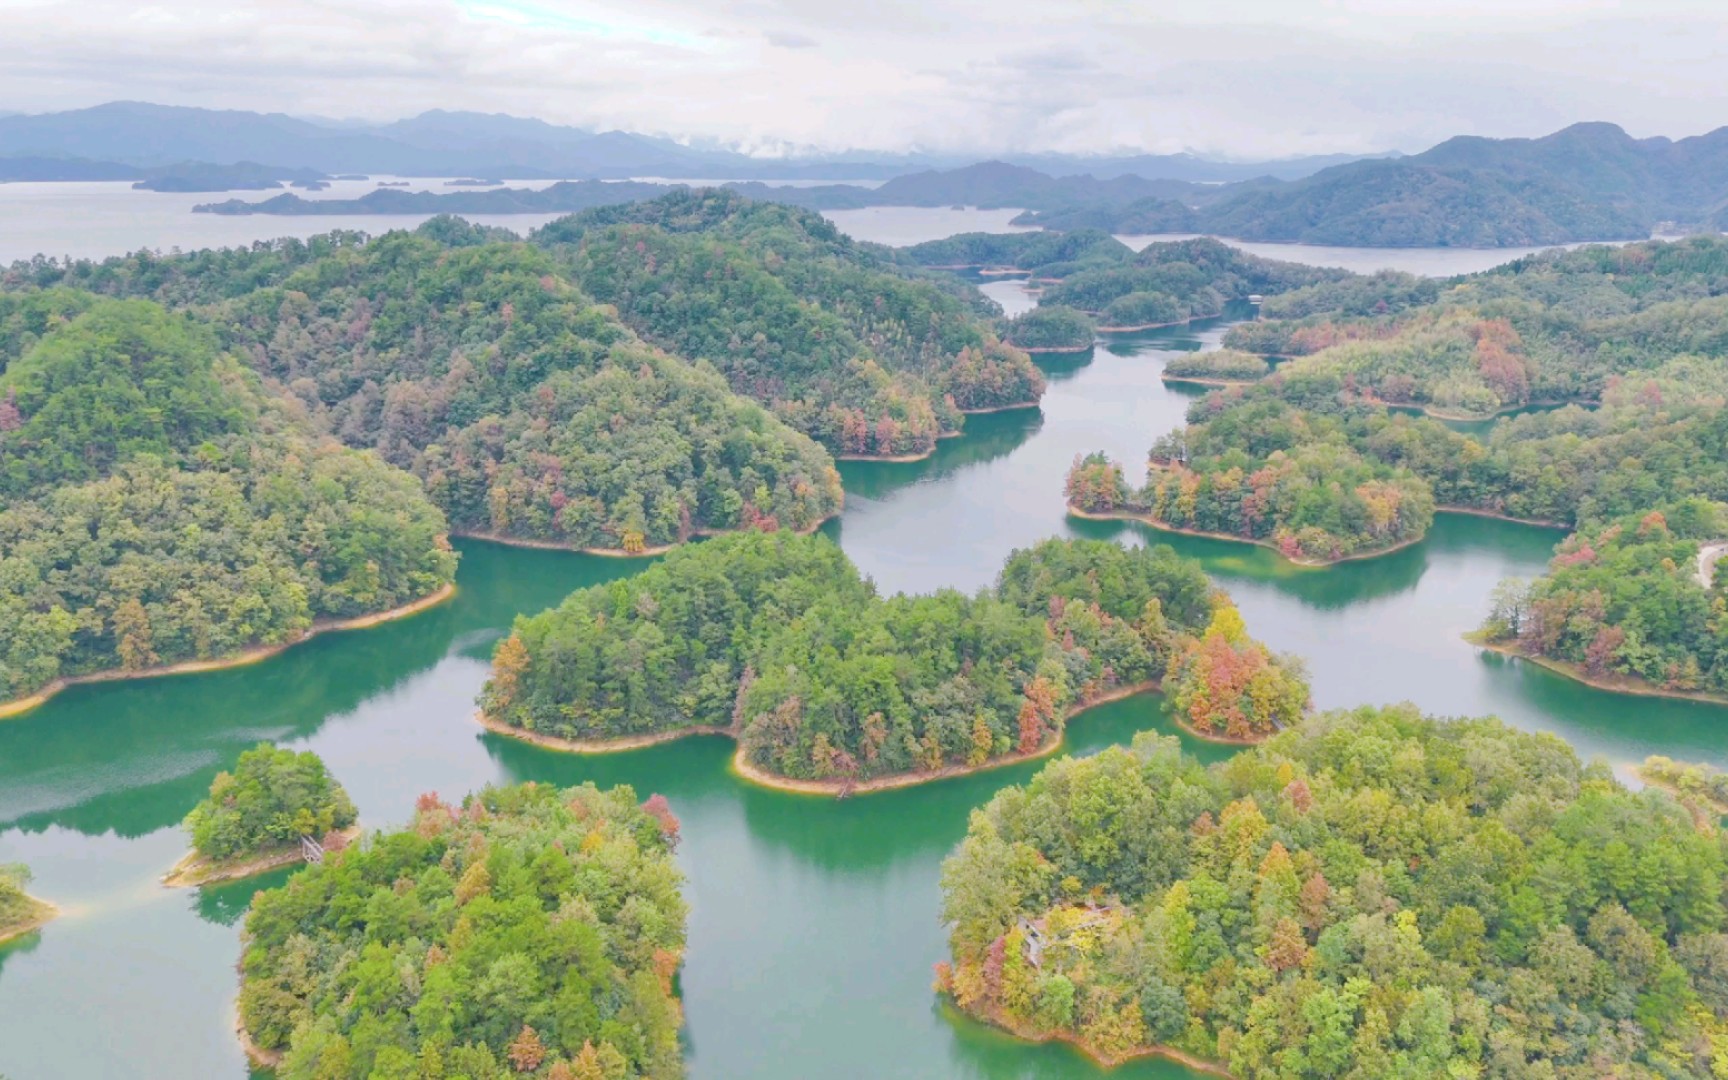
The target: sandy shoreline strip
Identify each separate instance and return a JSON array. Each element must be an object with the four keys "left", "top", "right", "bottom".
[{"left": 0, "top": 583, "right": 457, "bottom": 721}]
